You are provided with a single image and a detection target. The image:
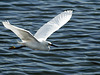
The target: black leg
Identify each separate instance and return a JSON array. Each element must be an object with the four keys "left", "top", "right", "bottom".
[{"left": 9, "top": 46, "right": 26, "bottom": 49}]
